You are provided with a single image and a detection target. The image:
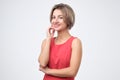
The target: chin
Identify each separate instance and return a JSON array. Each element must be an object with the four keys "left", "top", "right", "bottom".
[{"left": 54, "top": 27, "right": 61, "bottom": 31}]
